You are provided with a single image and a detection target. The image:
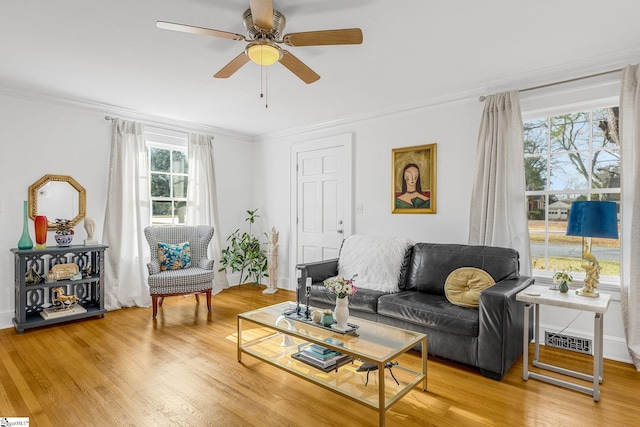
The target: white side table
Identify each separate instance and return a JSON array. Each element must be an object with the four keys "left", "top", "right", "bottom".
[{"left": 516, "top": 284, "right": 610, "bottom": 401}]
